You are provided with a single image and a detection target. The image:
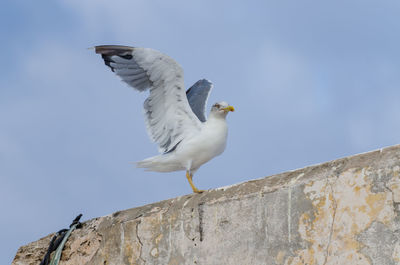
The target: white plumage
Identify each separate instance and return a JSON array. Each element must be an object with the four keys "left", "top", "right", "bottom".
[{"left": 95, "top": 45, "right": 234, "bottom": 193}]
